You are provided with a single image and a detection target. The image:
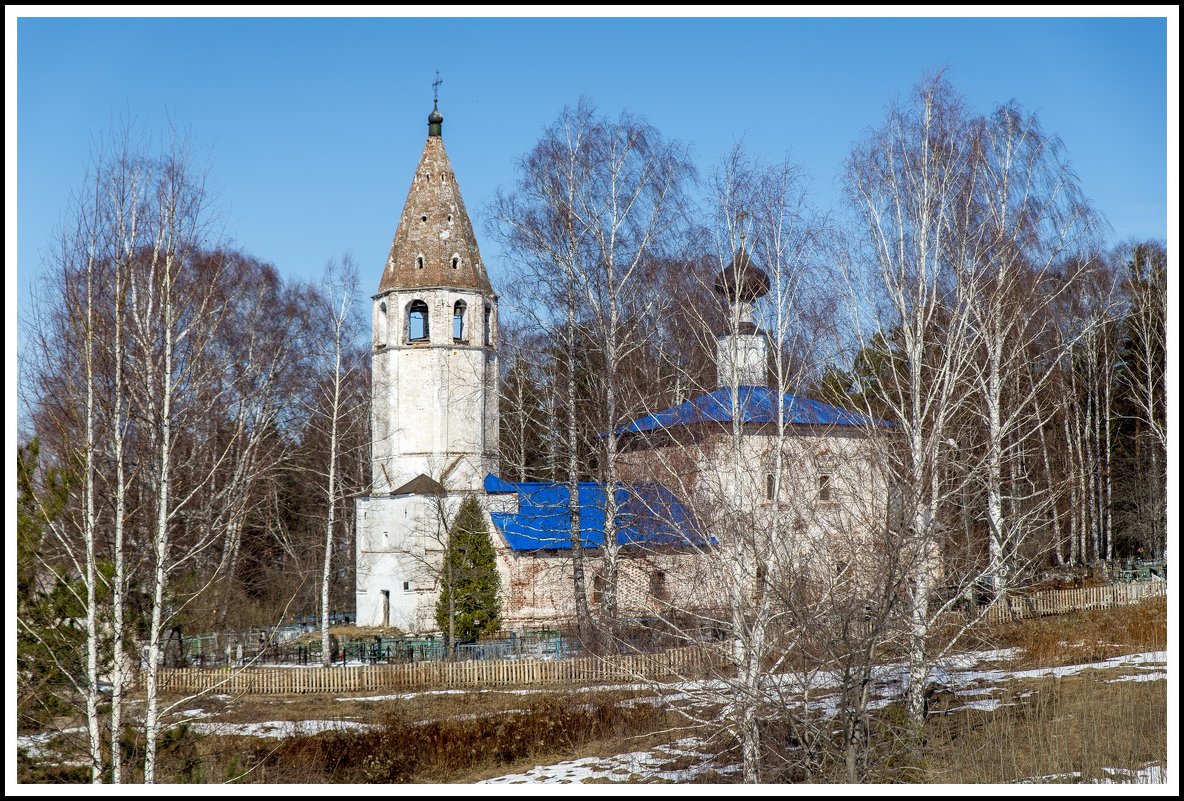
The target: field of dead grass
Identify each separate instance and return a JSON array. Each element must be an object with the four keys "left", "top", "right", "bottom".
[
  {"left": 17, "top": 597, "right": 1168, "bottom": 784},
  {"left": 969, "top": 595, "right": 1166, "bottom": 668},
  {"left": 923, "top": 669, "right": 1165, "bottom": 783}
]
